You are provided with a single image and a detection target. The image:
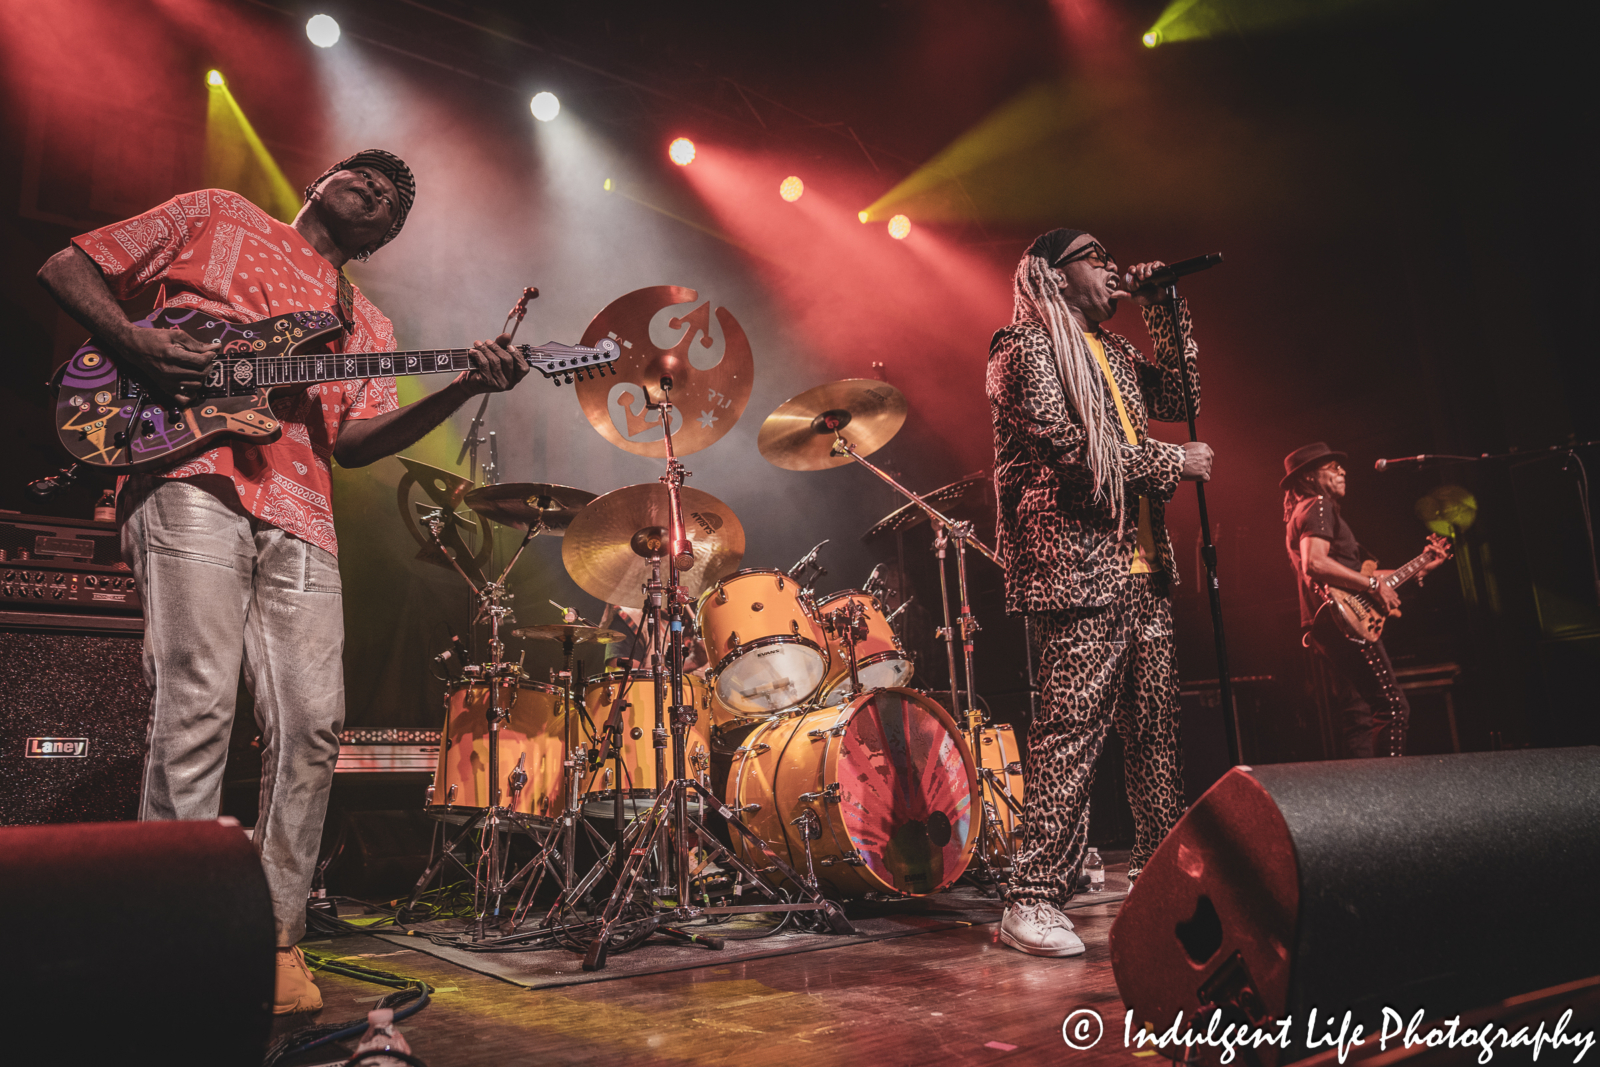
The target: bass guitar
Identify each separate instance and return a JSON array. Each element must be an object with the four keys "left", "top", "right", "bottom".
[
  {"left": 1319, "top": 533, "right": 1452, "bottom": 643},
  {"left": 51, "top": 306, "right": 620, "bottom": 472}
]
